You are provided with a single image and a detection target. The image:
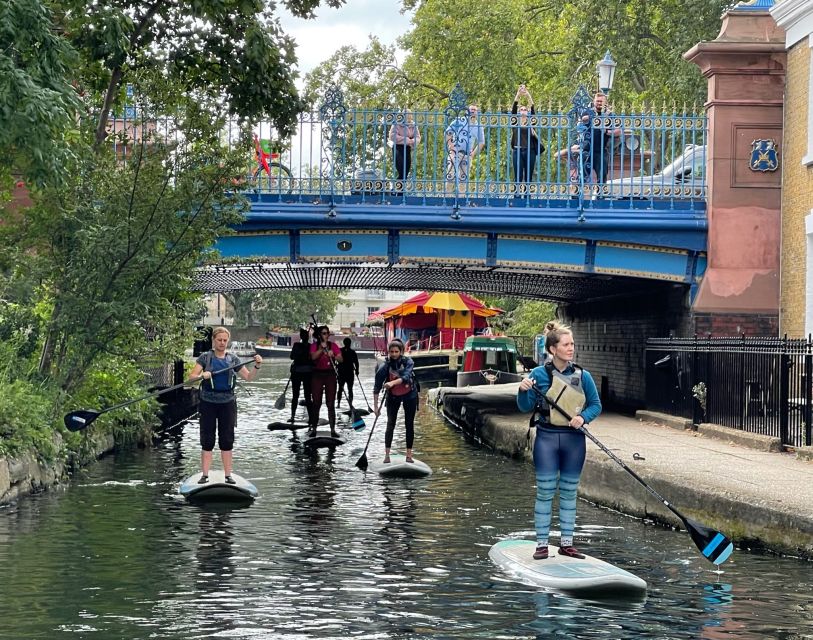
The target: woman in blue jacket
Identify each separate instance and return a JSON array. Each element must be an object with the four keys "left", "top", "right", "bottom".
[
  {"left": 373, "top": 339, "right": 418, "bottom": 463},
  {"left": 517, "top": 321, "right": 601, "bottom": 560}
]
